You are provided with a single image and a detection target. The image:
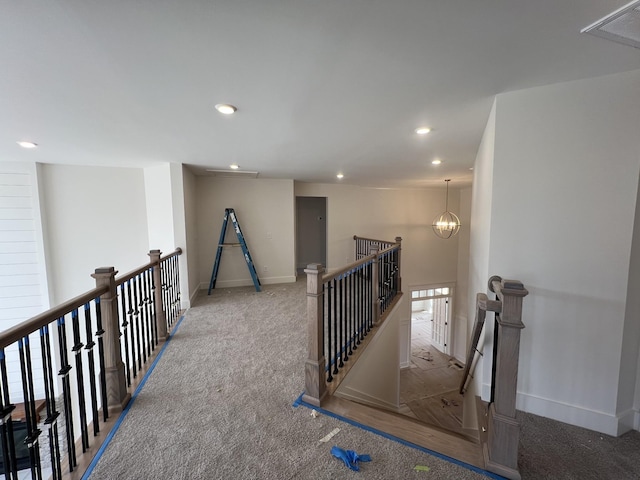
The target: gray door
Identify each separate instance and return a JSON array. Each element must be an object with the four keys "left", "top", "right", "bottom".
[{"left": 296, "top": 197, "right": 327, "bottom": 273}]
